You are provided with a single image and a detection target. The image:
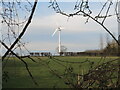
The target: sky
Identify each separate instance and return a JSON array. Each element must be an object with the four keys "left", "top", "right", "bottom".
[{"left": 0, "top": 1, "right": 119, "bottom": 55}]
